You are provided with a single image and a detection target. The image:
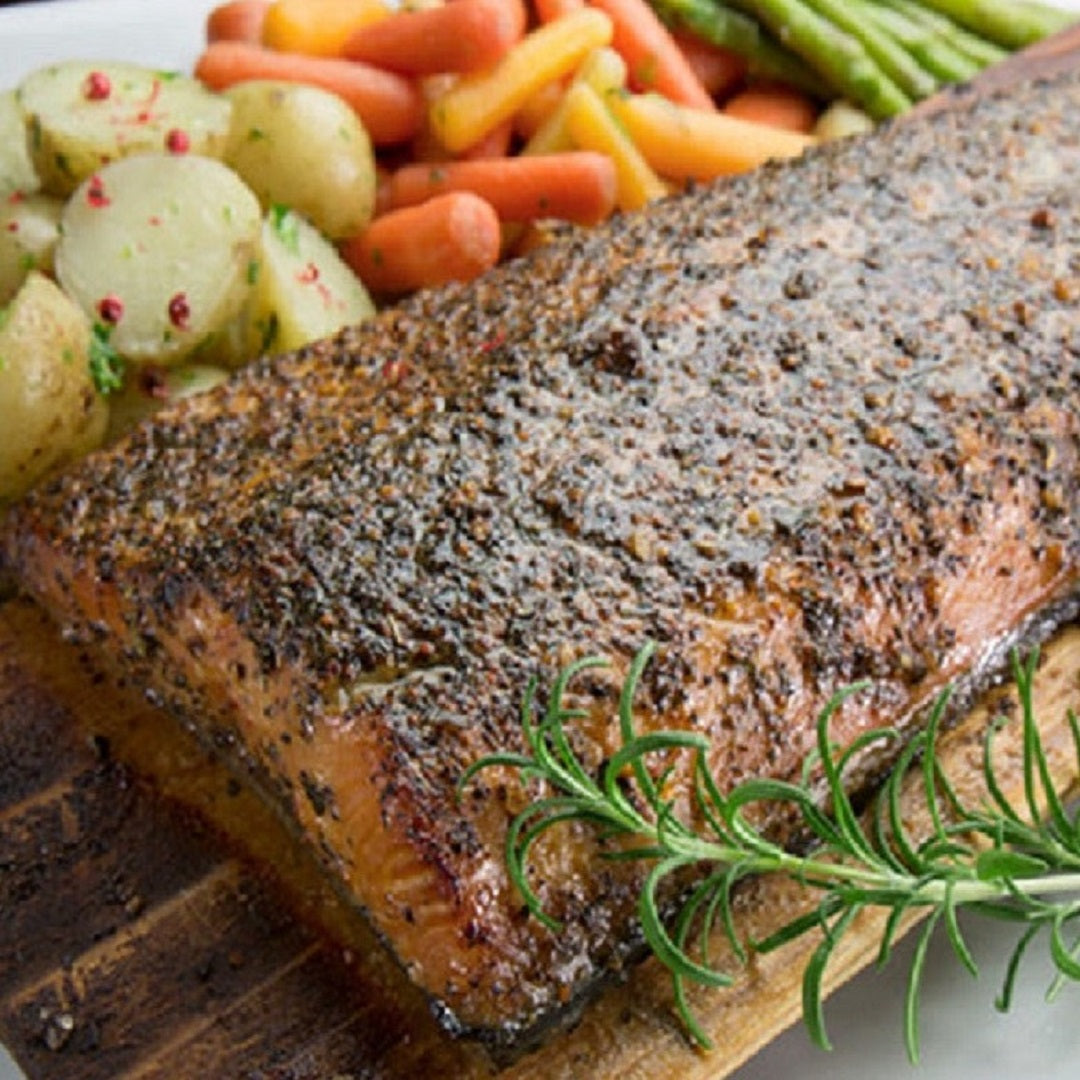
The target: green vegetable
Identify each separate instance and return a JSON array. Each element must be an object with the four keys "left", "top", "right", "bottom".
[
  {"left": 649, "top": 0, "right": 827, "bottom": 95},
  {"left": 89, "top": 323, "right": 124, "bottom": 395},
  {"left": 879, "top": 0, "right": 1007, "bottom": 67},
  {"left": 461, "top": 644, "right": 1080, "bottom": 1060},
  {"left": 647, "top": 0, "right": 1075, "bottom": 119},
  {"left": 853, "top": 0, "right": 981, "bottom": 84},
  {"left": 915, "top": 0, "right": 1075, "bottom": 49},
  {"left": 802, "top": 0, "right": 939, "bottom": 99}
]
